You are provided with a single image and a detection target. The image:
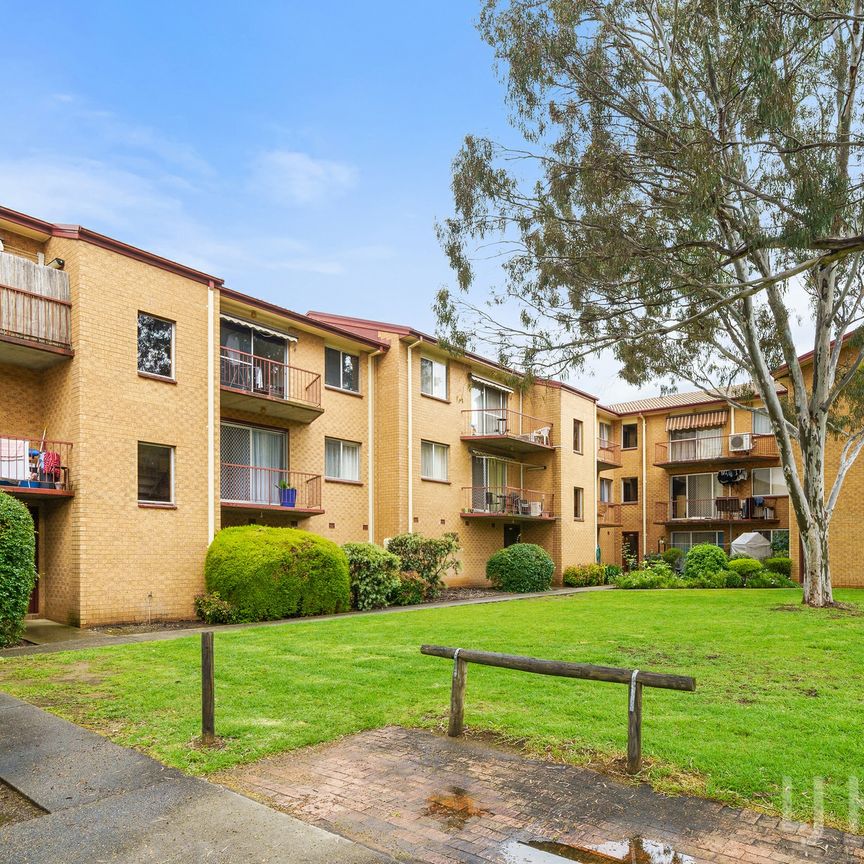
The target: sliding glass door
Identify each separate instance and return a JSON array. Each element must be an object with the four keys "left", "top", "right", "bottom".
[
  {"left": 471, "top": 384, "right": 508, "bottom": 435},
  {"left": 220, "top": 422, "right": 286, "bottom": 504}
]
